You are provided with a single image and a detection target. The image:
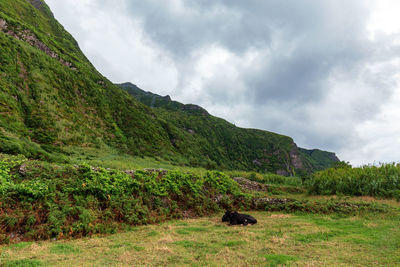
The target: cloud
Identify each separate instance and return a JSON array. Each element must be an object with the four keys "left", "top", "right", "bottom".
[{"left": 45, "top": 0, "right": 400, "bottom": 165}]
